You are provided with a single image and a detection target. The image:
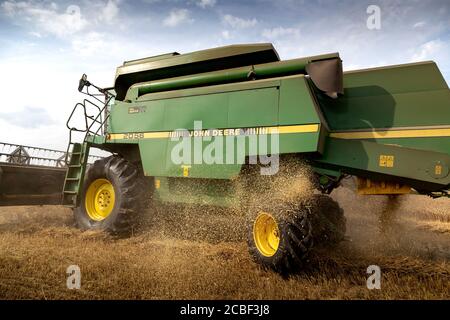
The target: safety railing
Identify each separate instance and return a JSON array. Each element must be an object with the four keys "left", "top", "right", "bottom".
[{"left": 65, "top": 75, "right": 115, "bottom": 164}]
